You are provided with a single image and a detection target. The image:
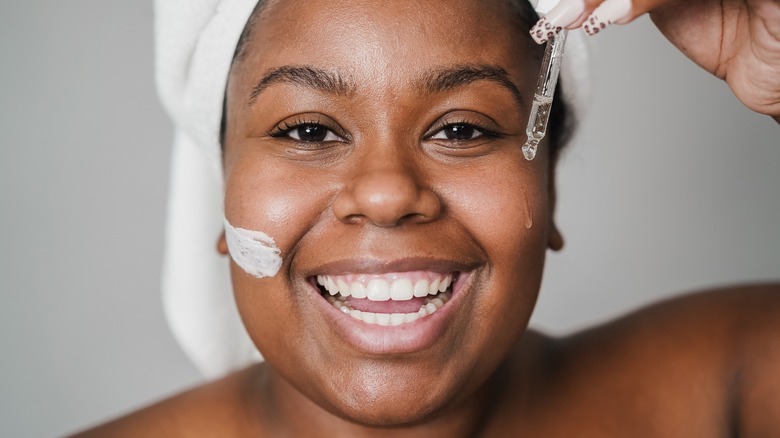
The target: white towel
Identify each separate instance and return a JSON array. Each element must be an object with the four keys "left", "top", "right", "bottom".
[{"left": 154, "top": 0, "right": 588, "bottom": 379}]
